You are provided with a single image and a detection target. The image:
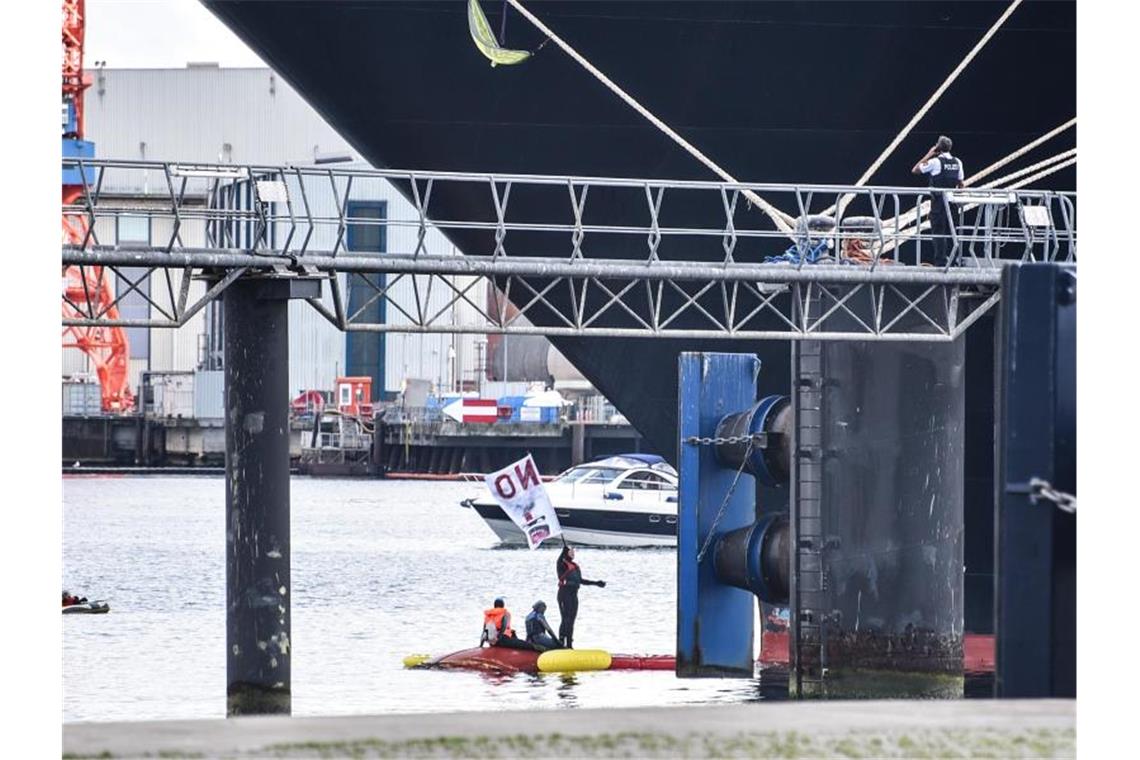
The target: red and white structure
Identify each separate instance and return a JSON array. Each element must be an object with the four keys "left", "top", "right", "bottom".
[{"left": 442, "top": 397, "right": 498, "bottom": 424}]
